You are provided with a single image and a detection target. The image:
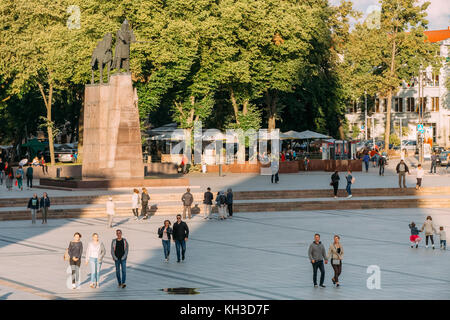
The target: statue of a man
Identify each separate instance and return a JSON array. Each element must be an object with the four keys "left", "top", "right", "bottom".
[{"left": 112, "top": 19, "right": 136, "bottom": 73}]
